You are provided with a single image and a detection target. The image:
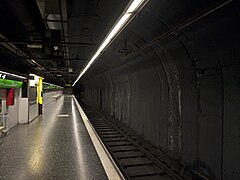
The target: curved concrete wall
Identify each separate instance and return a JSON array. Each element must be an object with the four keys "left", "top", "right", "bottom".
[{"left": 79, "top": 1, "right": 240, "bottom": 179}]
